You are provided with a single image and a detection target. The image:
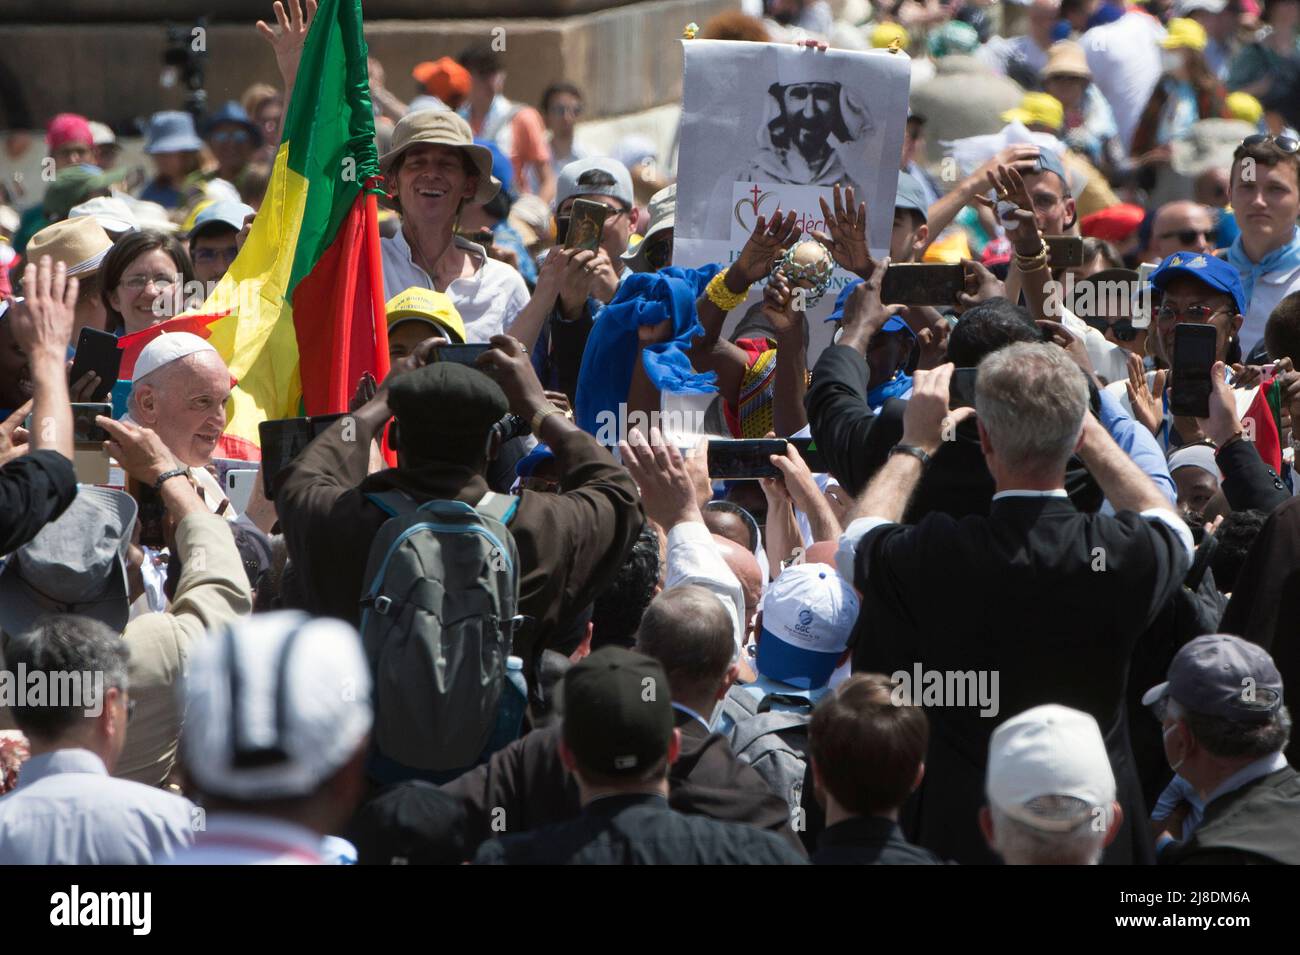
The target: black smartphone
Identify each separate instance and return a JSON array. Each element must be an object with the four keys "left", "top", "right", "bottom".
[
  {"left": 68, "top": 327, "right": 122, "bottom": 401},
  {"left": 564, "top": 198, "right": 609, "bottom": 252},
  {"left": 258, "top": 412, "right": 347, "bottom": 499},
  {"left": 1169, "top": 323, "right": 1218, "bottom": 418},
  {"left": 26, "top": 402, "right": 113, "bottom": 444},
  {"left": 707, "top": 439, "right": 787, "bottom": 479},
  {"left": 784, "top": 436, "right": 827, "bottom": 473},
  {"left": 1045, "top": 235, "right": 1085, "bottom": 271},
  {"left": 431, "top": 343, "right": 493, "bottom": 366},
  {"left": 880, "top": 263, "right": 964, "bottom": 307},
  {"left": 128, "top": 475, "right": 168, "bottom": 549},
  {"left": 948, "top": 367, "right": 979, "bottom": 410}
]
